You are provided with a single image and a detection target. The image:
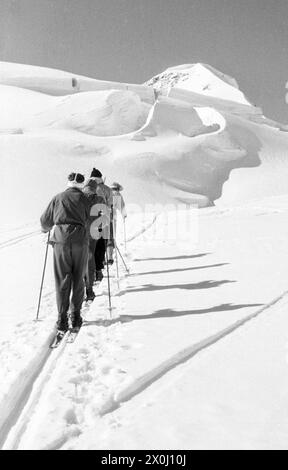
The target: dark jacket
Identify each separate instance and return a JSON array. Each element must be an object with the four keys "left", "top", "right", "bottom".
[
  {"left": 97, "top": 182, "right": 113, "bottom": 208},
  {"left": 83, "top": 187, "right": 108, "bottom": 240},
  {"left": 90, "top": 177, "right": 113, "bottom": 208},
  {"left": 40, "top": 187, "right": 90, "bottom": 244}
]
